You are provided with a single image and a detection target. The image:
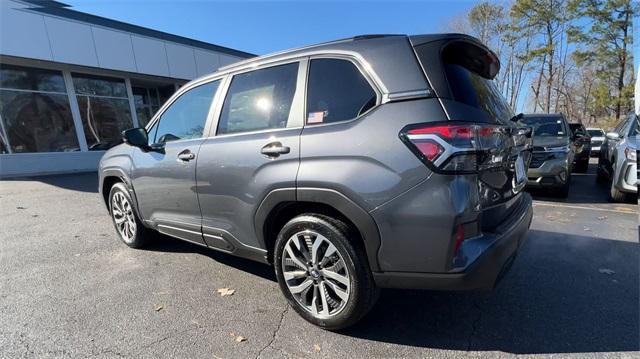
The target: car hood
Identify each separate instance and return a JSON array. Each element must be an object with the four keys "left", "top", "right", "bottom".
[{"left": 532, "top": 136, "right": 570, "bottom": 148}]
